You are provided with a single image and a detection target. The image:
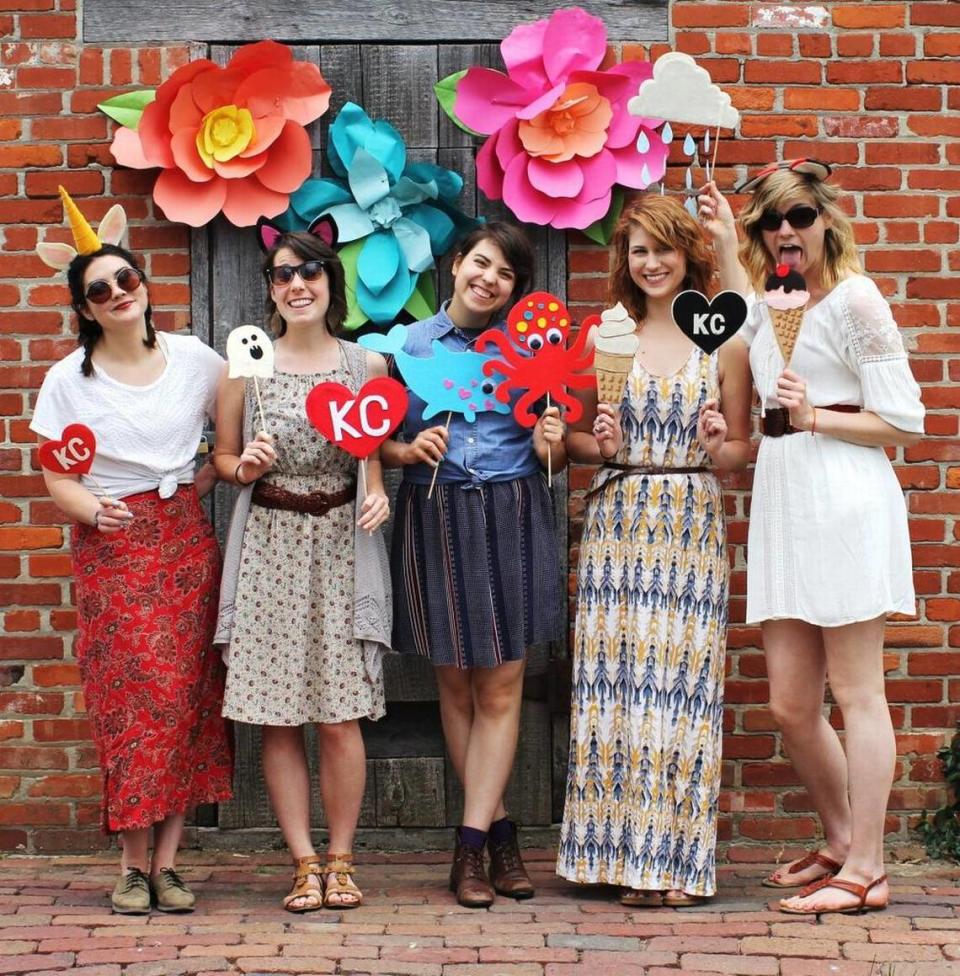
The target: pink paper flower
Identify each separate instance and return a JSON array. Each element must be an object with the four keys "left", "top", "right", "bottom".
[
  {"left": 454, "top": 7, "right": 667, "bottom": 230},
  {"left": 110, "top": 40, "right": 331, "bottom": 227}
]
